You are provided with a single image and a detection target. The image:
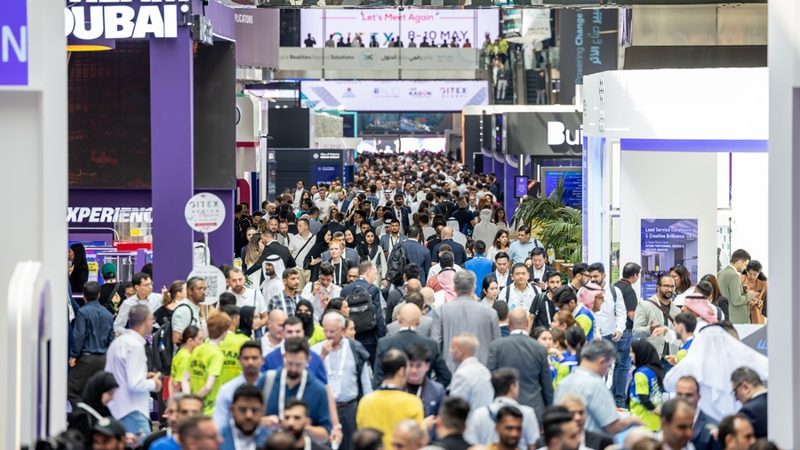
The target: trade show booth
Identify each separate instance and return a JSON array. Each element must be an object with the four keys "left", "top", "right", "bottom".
[{"left": 582, "top": 68, "right": 768, "bottom": 296}]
